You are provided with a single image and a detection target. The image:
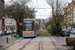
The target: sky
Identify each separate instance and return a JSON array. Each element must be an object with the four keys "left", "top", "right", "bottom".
[{"left": 4, "top": 0, "right": 72, "bottom": 19}]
